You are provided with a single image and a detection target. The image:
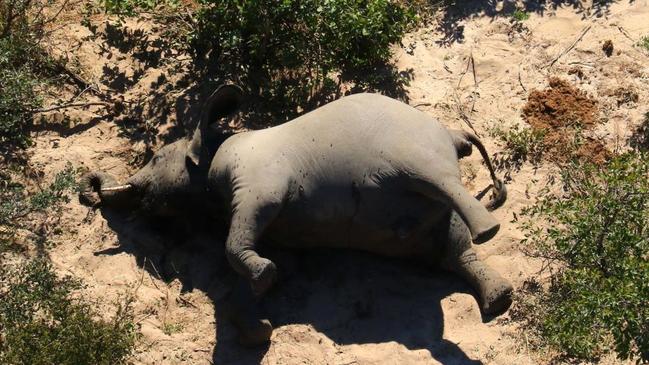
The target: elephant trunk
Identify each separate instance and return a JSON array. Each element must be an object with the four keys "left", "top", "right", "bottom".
[{"left": 79, "top": 171, "right": 135, "bottom": 209}]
